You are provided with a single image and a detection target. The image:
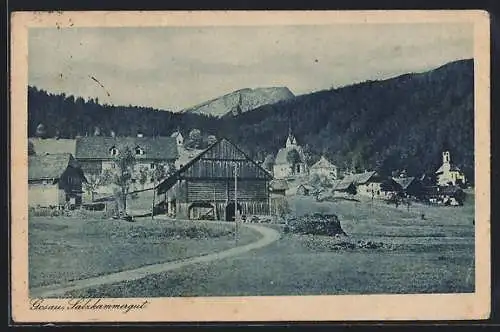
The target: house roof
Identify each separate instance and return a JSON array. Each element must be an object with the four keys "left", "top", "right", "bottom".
[
  {"left": 334, "top": 176, "right": 355, "bottom": 190},
  {"left": 170, "top": 131, "right": 182, "bottom": 138},
  {"left": 28, "top": 153, "right": 79, "bottom": 181},
  {"left": 333, "top": 171, "right": 377, "bottom": 190},
  {"left": 310, "top": 156, "right": 336, "bottom": 170},
  {"left": 75, "top": 136, "right": 179, "bottom": 160},
  {"left": 274, "top": 145, "right": 307, "bottom": 165},
  {"left": 353, "top": 171, "right": 376, "bottom": 184},
  {"left": 270, "top": 179, "right": 289, "bottom": 191},
  {"left": 392, "top": 176, "right": 416, "bottom": 190},
  {"left": 157, "top": 138, "right": 272, "bottom": 194},
  {"left": 30, "top": 138, "right": 76, "bottom": 156},
  {"left": 298, "top": 184, "right": 313, "bottom": 190},
  {"left": 435, "top": 163, "right": 462, "bottom": 174}
]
